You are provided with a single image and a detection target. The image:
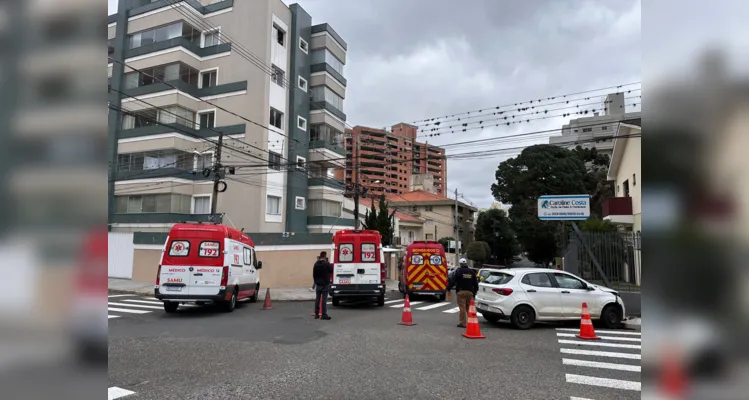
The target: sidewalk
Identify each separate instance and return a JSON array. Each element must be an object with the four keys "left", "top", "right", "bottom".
[
  {"left": 622, "top": 316, "right": 641, "bottom": 331},
  {"left": 108, "top": 278, "right": 401, "bottom": 302}
]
